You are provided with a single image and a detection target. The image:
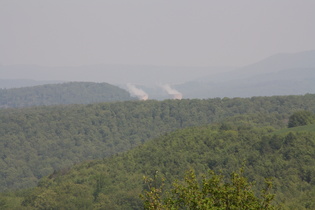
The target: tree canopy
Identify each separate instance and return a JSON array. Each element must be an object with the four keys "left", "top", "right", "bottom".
[
  {"left": 0, "top": 94, "right": 315, "bottom": 209},
  {"left": 288, "top": 110, "right": 315, "bottom": 128},
  {"left": 141, "top": 169, "right": 276, "bottom": 209},
  {"left": 2, "top": 94, "right": 315, "bottom": 191},
  {"left": 3, "top": 121, "right": 313, "bottom": 209}
]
